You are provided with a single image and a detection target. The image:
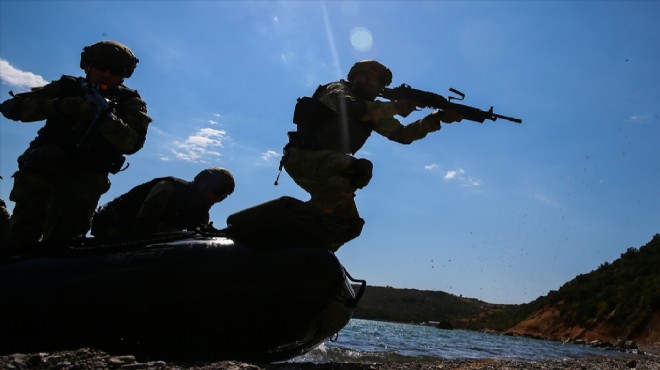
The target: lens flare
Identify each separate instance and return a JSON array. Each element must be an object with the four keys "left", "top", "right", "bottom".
[{"left": 350, "top": 27, "right": 373, "bottom": 52}]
